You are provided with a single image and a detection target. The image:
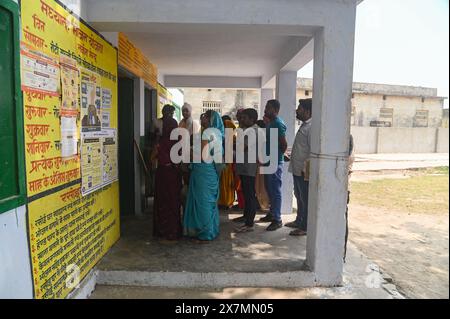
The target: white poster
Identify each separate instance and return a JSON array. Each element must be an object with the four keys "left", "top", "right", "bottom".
[{"left": 60, "top": 117, "right": 78, "bottom": 158}]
